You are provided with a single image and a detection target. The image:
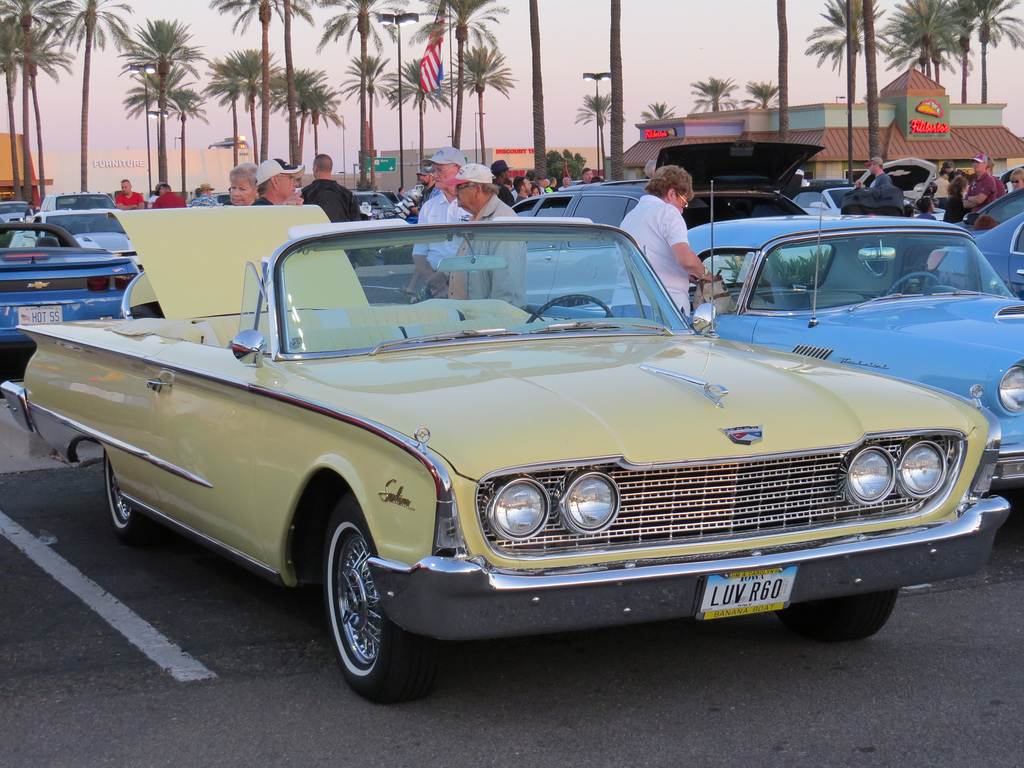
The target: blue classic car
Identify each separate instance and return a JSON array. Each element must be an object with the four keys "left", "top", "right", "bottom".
[
  {"left": 973, "top": 208, "right": 1024, "bottom": 298},
  {"left": 0, "top": 221, "right": 138, "bottom": 352},
  {"left": 686, "top": 215, "right": 1024, "bottom": 488}
]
